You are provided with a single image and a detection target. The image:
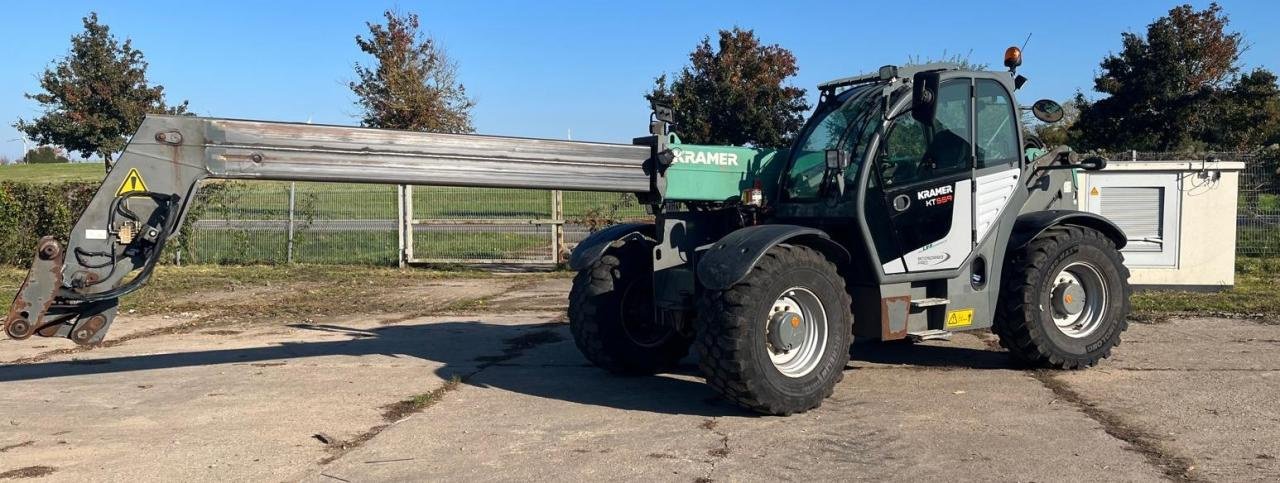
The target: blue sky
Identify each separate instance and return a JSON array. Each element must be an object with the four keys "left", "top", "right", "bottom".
[{"left": 1, "top": 1, "right": 1277, "bottom": 161}]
